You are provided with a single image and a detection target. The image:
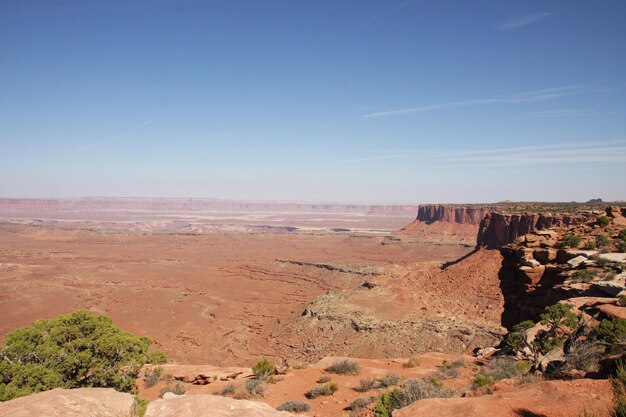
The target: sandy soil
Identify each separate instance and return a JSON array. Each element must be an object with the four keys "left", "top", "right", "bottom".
[{"left": 0, "top": 222, "right": 471, "bottom": 365}]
